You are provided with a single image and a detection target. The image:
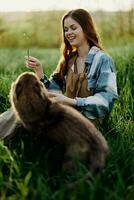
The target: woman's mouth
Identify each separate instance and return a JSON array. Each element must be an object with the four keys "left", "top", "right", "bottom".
[{"left": 68, "top": 37, "right": 75, "bottom": 42}]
